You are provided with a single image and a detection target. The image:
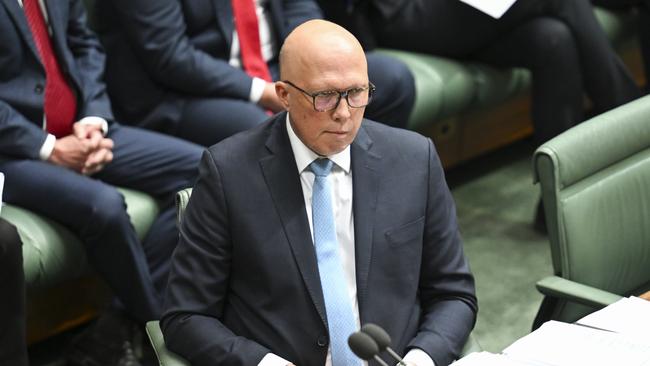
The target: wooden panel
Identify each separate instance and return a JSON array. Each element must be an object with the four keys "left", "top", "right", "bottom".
[{"left": 26, "top": 276, "right": 111, "bottom": 344}]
